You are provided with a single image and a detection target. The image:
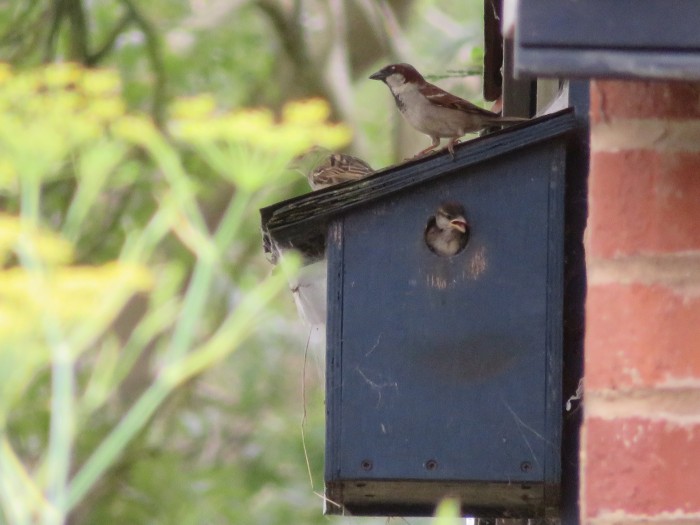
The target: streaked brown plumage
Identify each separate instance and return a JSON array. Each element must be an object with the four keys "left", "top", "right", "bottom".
[{"left": 290, "top": 147, "right": 374, "bottom": 190}]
